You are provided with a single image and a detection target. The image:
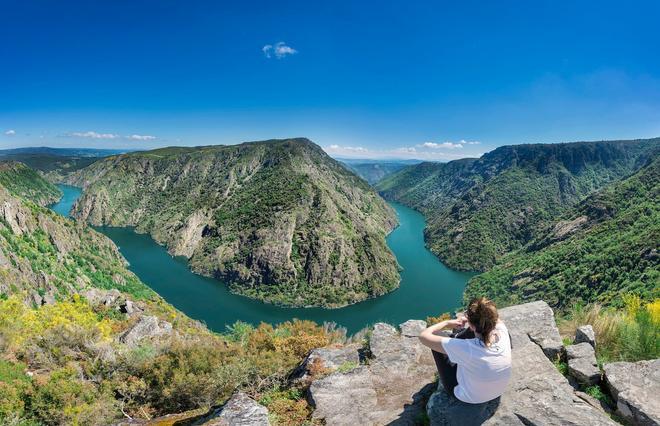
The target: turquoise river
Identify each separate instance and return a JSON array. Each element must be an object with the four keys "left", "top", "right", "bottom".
[{"left": 51, "top": 184, "right": 474, "bottom": 334}]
